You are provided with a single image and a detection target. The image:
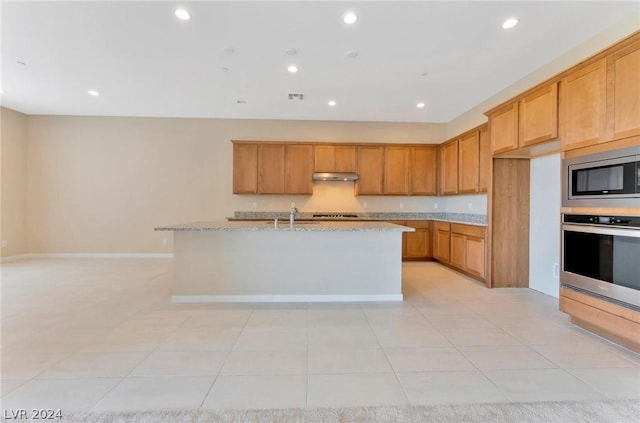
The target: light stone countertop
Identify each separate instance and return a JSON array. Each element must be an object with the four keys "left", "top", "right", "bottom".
[{"left": 155, "top": 220, "right": 414, "bottom": 232}]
